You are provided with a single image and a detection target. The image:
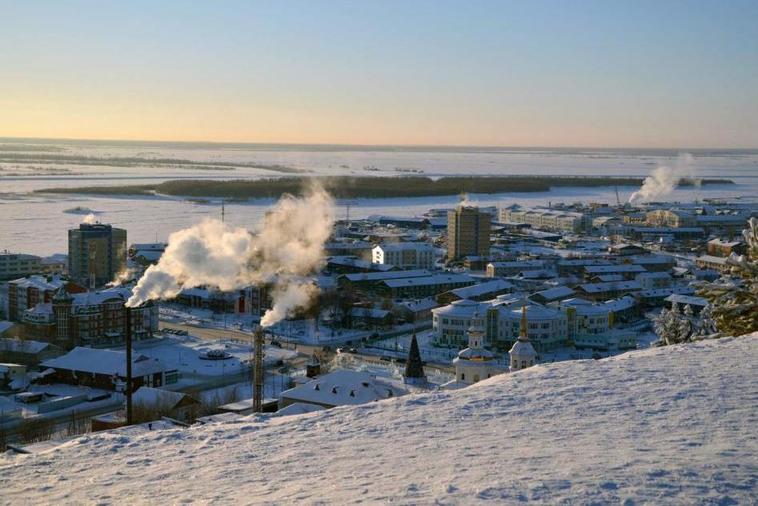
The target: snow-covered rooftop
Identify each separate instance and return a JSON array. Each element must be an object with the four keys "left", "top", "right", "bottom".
[
  {"left": 664, "top": 294, "right": 709, "bottom": 307},
  {"left": 381, "top": 273, "right": 474, "bottom": 288},
  {"left": 41, "top": 347, "right": 169, "bottom": 377},
  {"left": 280, "top": 369, "right": 408, "bottom": 407},
  {"left": 0, "top": 337, "right": 50, "bottom": 354},
  {"left": 396, "top": 297, "right": 439, "bottom": 312},
  {"left": 432, "top": 298, "right": 490, "bottom": 318},
  {"left": 447, "top": 279, "right": 513, "bottom": 298},
  {"left": 133, "top": 386, "right": 192, "bottom": 409},
  {"left": 696, "top": 254, "right": 729, "bottom": 265},
  {"left": 341, "top": 269, "right": 431, "bottom": 282},
  {"left": 532, "top": 285, "right": 575, "bottom": 301},
  {"left": 3, "top": 336, "right": 756, "bottom": 504},
  {"left": 578, "top": 281, "right": 643, "bottom": 293},
  {"left": 372, "top": 241, "right": 434, "bottom": 252},
  {"left": 585, "top": 264, "right": 647, "bottom": 274}
]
